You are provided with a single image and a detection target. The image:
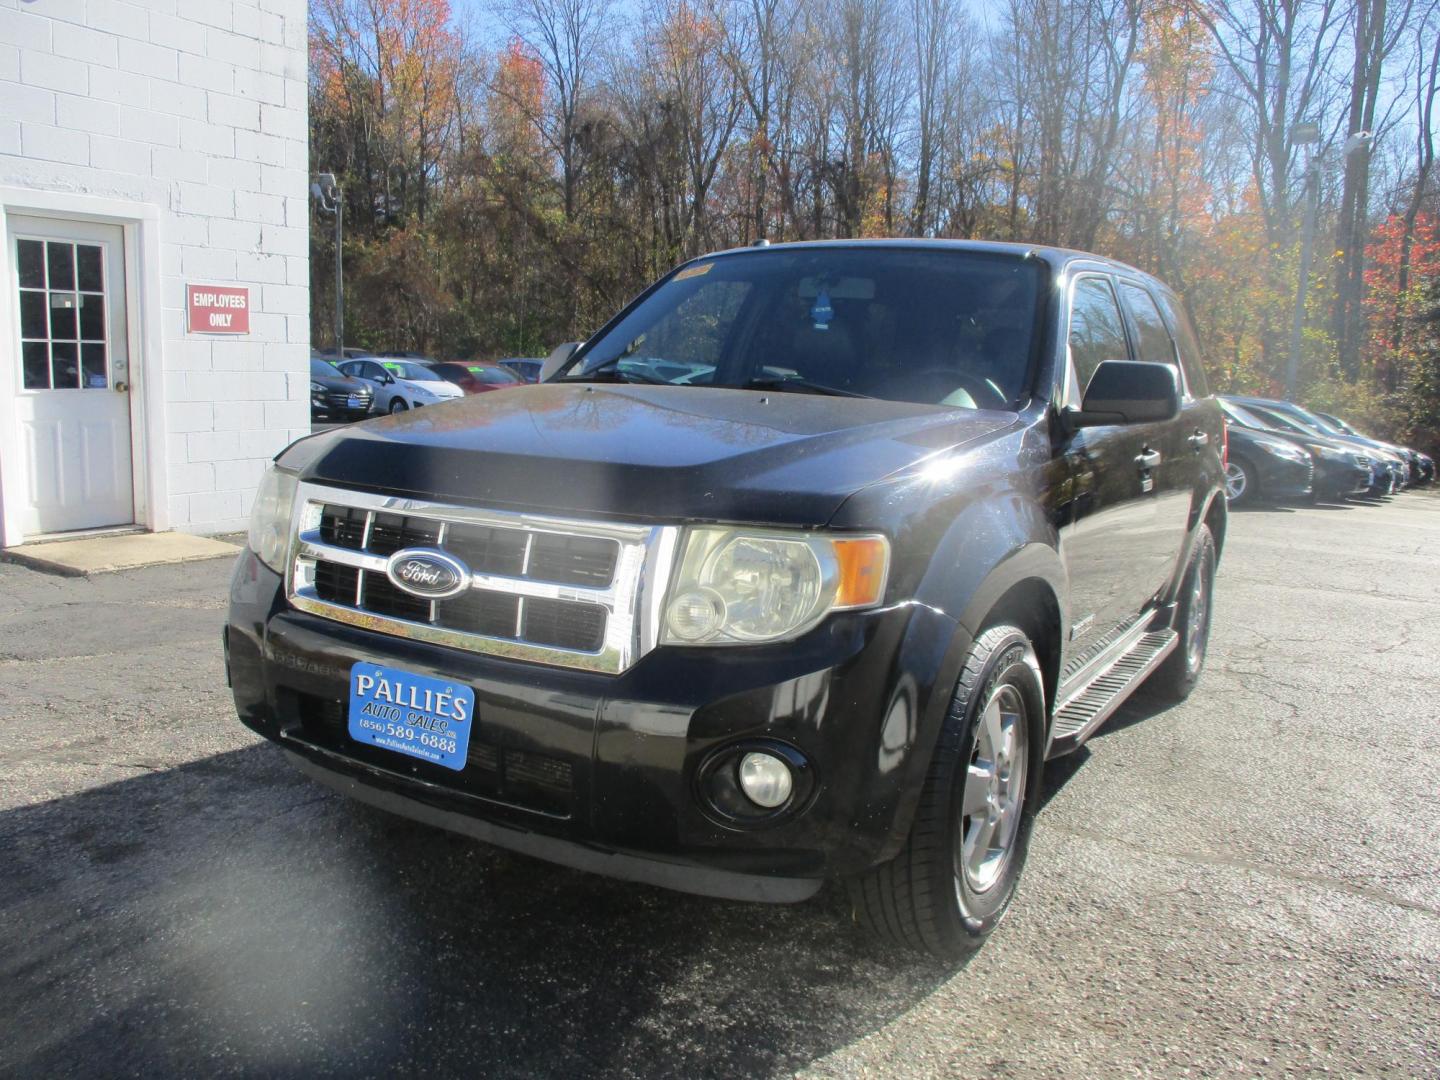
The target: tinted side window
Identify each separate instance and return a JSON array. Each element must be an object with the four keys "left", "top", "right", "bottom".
[
  {"left": 1068, "top": 276, "right": 1129, "bottom": 393},
  {"left": 1119, "top": 283, "right": 1177, "bottom": 366},
  {"left": 1153, "top": 289, "right": 1209, "bottom": 396}
]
